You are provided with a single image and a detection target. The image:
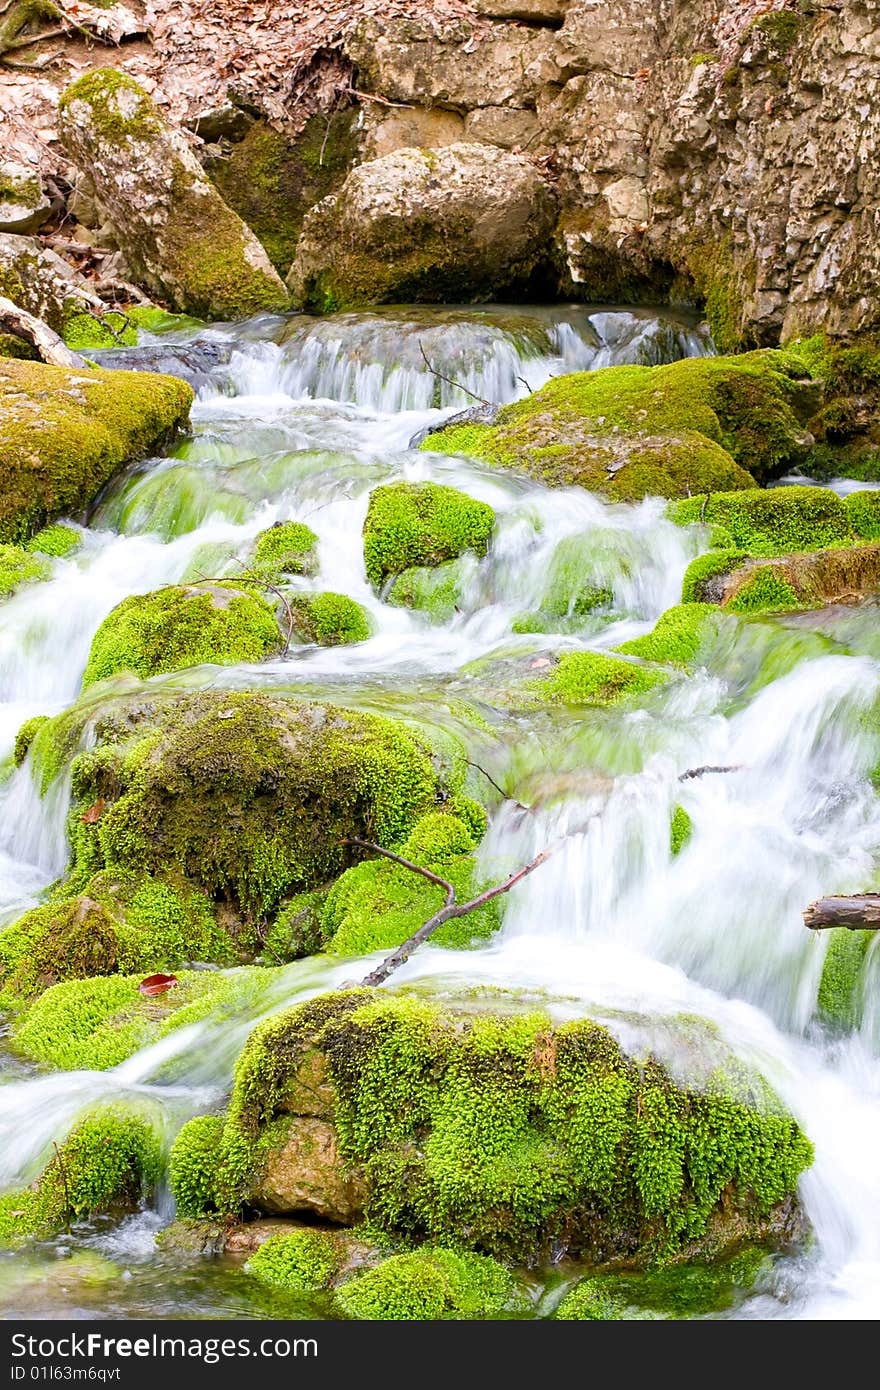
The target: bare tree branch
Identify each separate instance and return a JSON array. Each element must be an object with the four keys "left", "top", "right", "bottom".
[
  {"left": 677, "top": 764, "right": 742, "bottom": 782},
  {"left": 803, "top": 894, "right": 880, "bottom": 932},
  {"left": 418, "top": 341, "right": 492, "bottom": 408}
]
